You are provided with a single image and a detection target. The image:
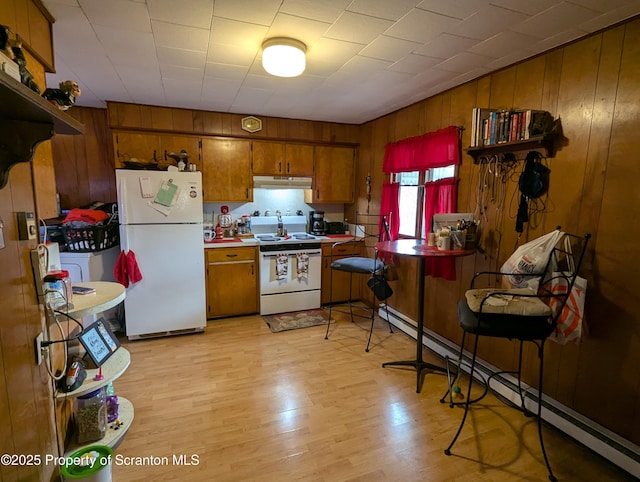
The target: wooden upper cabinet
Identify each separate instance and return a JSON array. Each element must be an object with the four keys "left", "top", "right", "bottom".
[
  {"left": 307, "top": 146, "right": 355, "bottom": 203},
  {"left": 251, "top": 141, "right": 314, "bottom": 176},
  {"left": 113, "top": 131, "right": 161, "bottom": 166},
  {"left": 159, "top": 135, "right": 201, "bottom": 171},
  {"left": 202, "top": 138, "right": 252, "bottom": 202},
  {"left": 252, "top": 140, "right": 285, "bottom": 175},
  {"left": 284, "top": 144, "right": 313, "bottom": 176}
]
